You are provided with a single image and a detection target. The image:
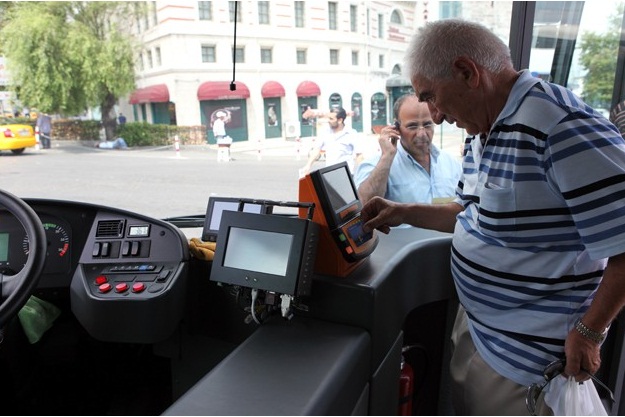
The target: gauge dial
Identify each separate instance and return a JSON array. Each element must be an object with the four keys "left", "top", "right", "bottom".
[{"left": 22, "top": 222, "right": 71, "bottom": 274}]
